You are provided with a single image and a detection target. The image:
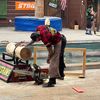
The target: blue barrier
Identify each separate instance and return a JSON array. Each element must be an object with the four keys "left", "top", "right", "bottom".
[{"left": 14, "top": 16, "right": 62, "bottom": 31}]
